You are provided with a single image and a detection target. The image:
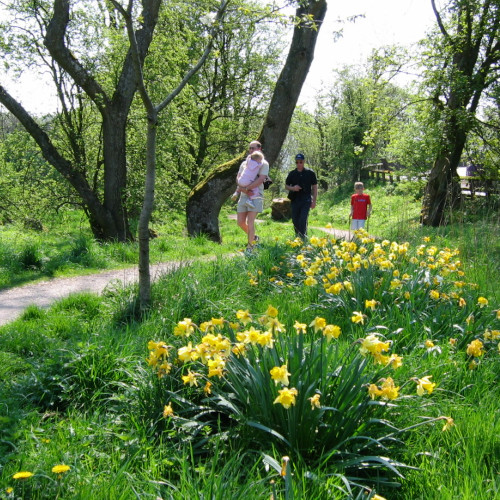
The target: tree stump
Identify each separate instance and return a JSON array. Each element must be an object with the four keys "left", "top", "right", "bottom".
[{"left": 271, "top": 198, "right": 291, "bottom": 220}]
